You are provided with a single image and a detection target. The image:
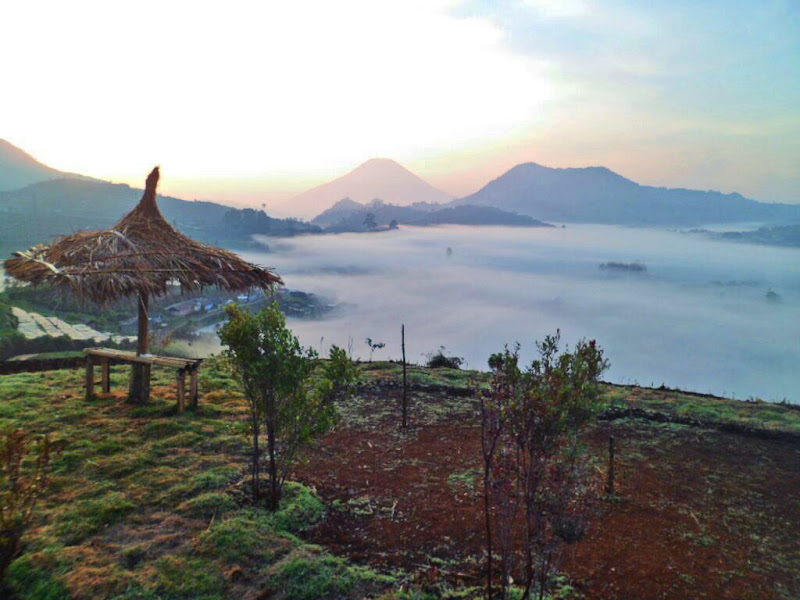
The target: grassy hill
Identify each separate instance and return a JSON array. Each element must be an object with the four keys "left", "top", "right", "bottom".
[{"left": 0, "top": 360, "right": 797, "bottom": 599}]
